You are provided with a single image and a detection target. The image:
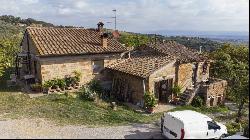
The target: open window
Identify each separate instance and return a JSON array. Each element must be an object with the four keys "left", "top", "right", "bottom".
[
  {"left": 207, "top": 121, "right": 221, "bottom": 130},
  {"left": 92, "top": 60, "right": 104, "bottom": 74}
]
